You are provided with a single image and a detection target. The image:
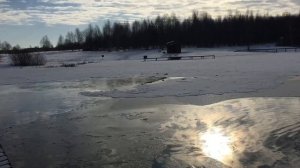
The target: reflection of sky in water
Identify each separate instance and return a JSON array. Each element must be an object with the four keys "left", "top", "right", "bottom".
[
  {"left": 0, "top": 76, "right": 166, "bottom": 126},
  {"left": 200, "top": 128, "right": 233, "bottom": 164},
  {"left": 160, "top": 98, "right": 300, "bottom": 167},
  {"left": 0, "top": 79, "right": 299, "bottom": 167}
]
